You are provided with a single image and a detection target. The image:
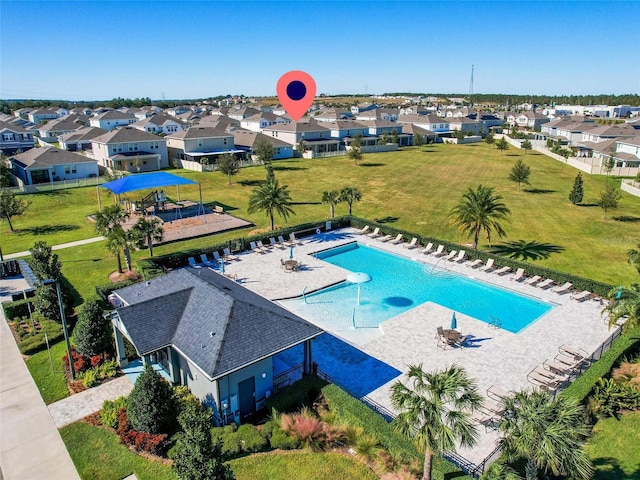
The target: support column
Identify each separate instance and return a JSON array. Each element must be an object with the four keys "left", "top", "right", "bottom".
[
  {"left": 112, "top": 324, "right": 128, "bottom": 367},
  {"left": 168, "top": 348, "right": 180, "bottom": 384},
  {"left": 303, "top": 339, "right": 313, "bottom": 375}
]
